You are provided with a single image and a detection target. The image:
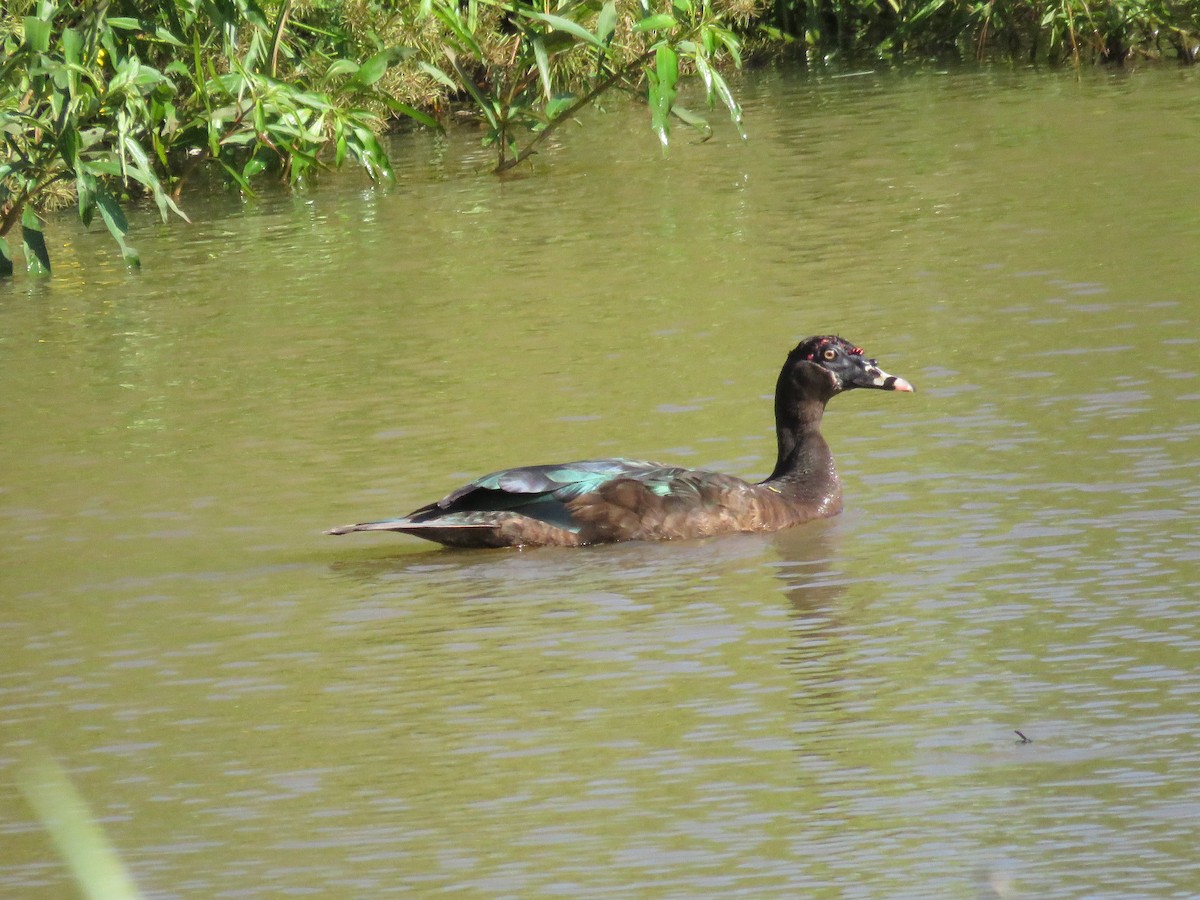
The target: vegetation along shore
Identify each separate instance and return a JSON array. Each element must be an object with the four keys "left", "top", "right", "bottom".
[{"left": 3, "top": 0, "right": 1197, "bottom": 274}]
